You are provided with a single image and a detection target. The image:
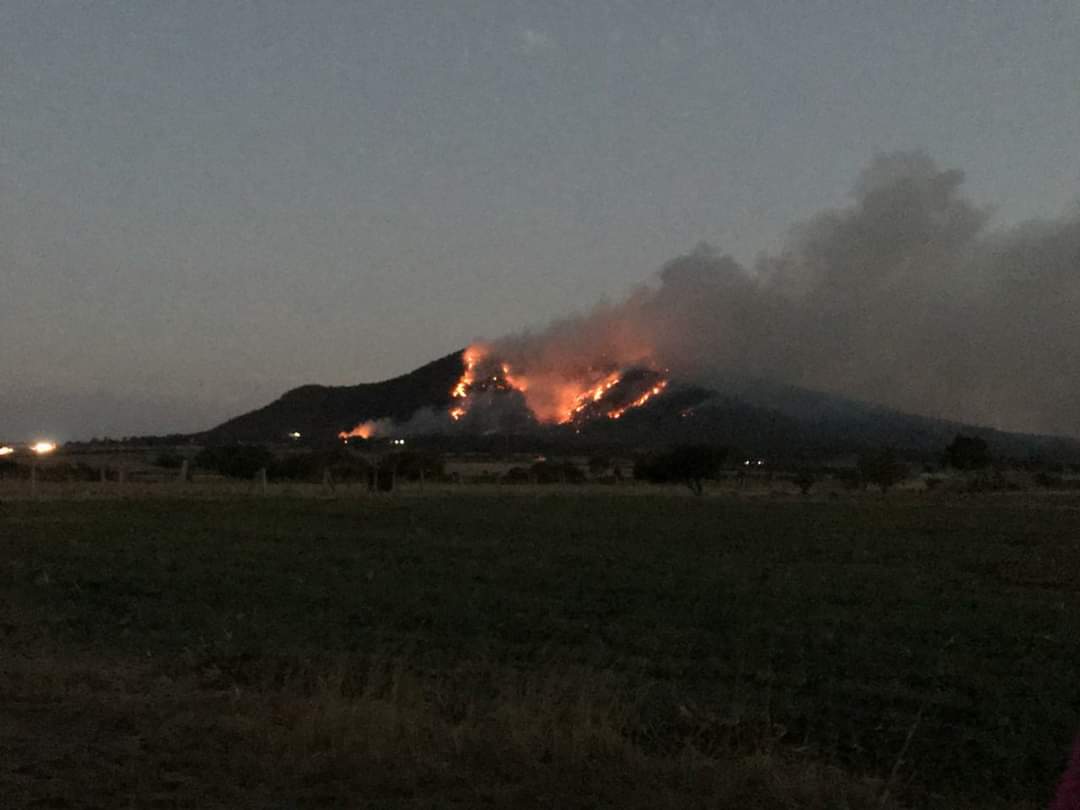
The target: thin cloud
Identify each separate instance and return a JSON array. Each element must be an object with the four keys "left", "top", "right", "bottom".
[{"left": 518, "top": 27, "right": 557, "bottom": 54}]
